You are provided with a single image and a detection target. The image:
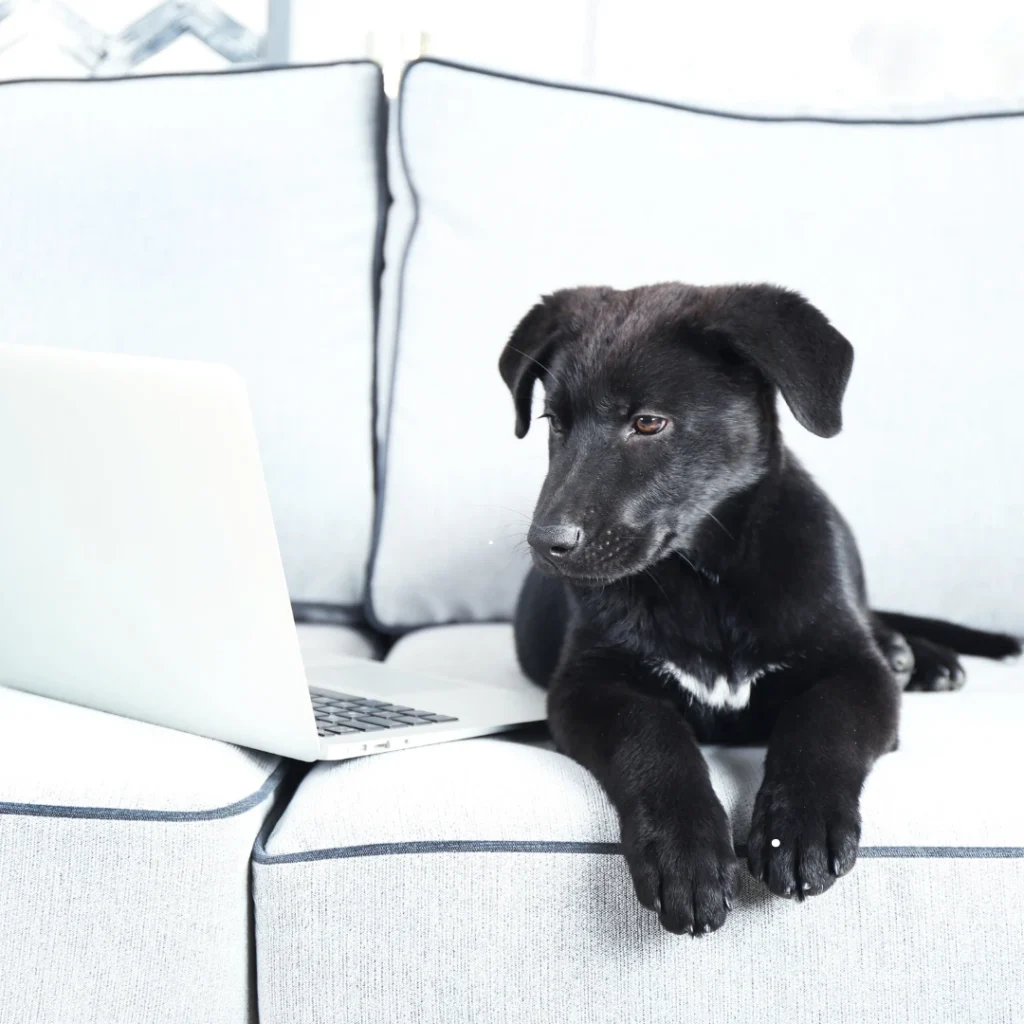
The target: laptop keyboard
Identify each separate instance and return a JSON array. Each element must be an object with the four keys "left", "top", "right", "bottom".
[{"left": 310, "top": 687, "right": 458, "bottom": 738}]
